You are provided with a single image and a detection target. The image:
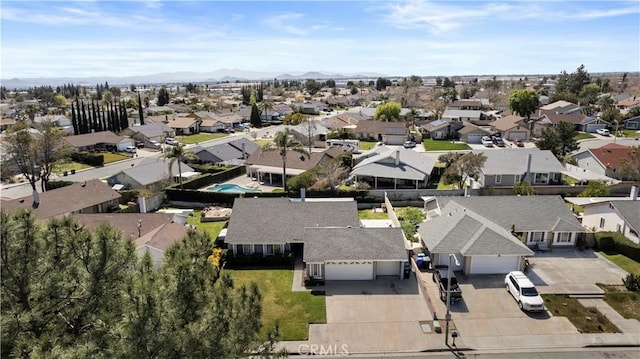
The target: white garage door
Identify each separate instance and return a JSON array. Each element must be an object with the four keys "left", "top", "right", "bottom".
[
  {"left": 585, "top": 124, "right": 606, "bottom": 133},
  {"left": 376, "top": 261, "right": 399, "bottom": 277},
  {"left": 325, "top": 261, "right": 374, "bottom": 280},
  {"left": 437, "top": 253, "right": 464, "bottom": 271},
  {"left": 470, "top": 256, "right": 519, "bottom": 274},
  {"left": 466, "top": 134, "right": 484, "bottom": 144},
  {"left": 506, "top": 131, "right": 527, "bottom": 140}
]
